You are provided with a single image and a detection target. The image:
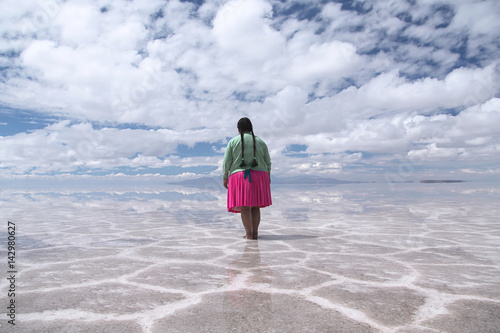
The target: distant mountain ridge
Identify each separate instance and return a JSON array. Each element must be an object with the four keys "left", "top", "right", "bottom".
[
  {"left": 169, "top": 175, "right": 361, "bottom": 188},
  {"left": 271, "top": 175, "right": 359, "bottom": 185},
  {"left": 420, "top": 180, "right": 465, "bottom": 183}
]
